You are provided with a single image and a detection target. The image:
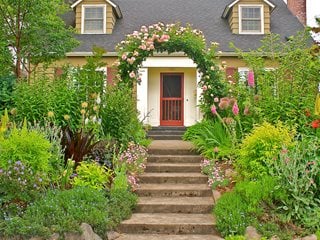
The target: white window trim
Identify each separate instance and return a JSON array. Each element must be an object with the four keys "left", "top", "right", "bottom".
[
  {"left": 81, "top": 4, "right": 107, "bottom": 34},
  {"left": 239, "top": 4, "right": 264, "bottom": 35},
  {"left": 238, "top": 67, "right": 250, "bottom": 84}
]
